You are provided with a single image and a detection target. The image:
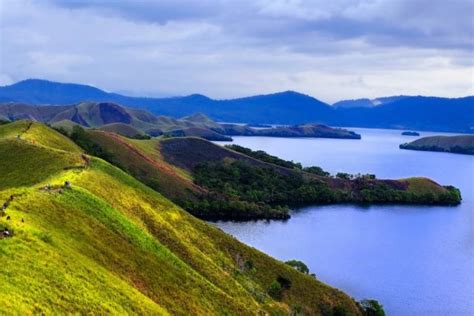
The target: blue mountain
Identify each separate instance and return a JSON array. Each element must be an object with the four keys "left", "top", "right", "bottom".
[{"left": 1, "top": 79, "right": 472, "bottom": 132}]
